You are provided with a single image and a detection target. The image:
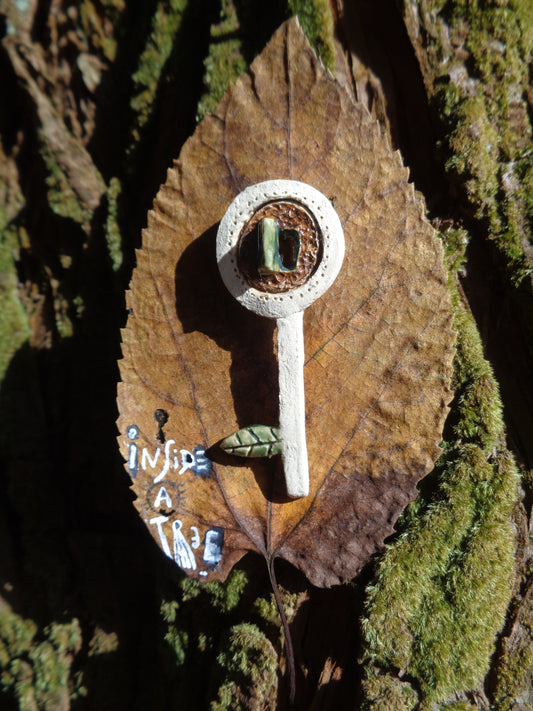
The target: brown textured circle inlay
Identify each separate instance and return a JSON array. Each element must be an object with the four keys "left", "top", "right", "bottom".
[{"left": 237, "top": 201, "right": 322, "bottom": 293}]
